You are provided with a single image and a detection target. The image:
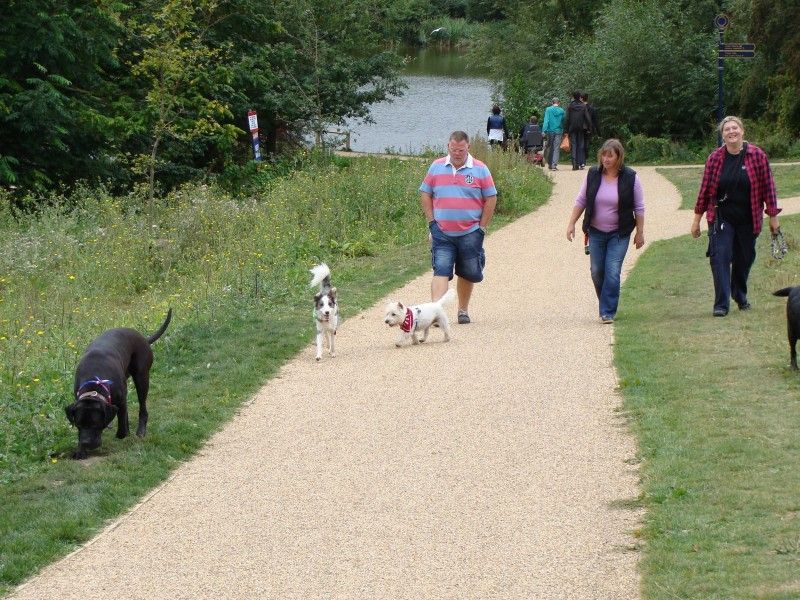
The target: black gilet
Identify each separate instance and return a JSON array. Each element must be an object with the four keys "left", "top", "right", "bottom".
[{"left": 582, "top": 165, "right": 637, "bottom": 236}]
